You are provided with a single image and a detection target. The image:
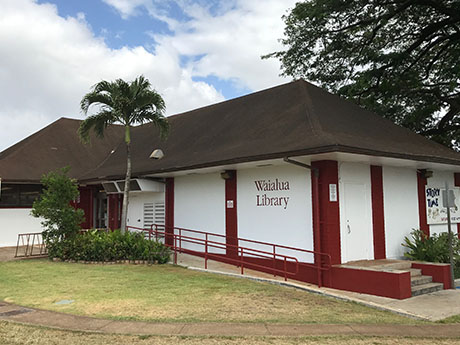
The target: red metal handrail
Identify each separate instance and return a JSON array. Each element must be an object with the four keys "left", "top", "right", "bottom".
[
  {"left": 128, "top": 224, "right": 332, "bottom": 286},
  {"left": 153, "top": 224, "right": 332, "bottom": 284},
  {"left": 127, "top": 225, "right": 300, "bottom": 280},
  {"left": 151, "top": 224, "right": 331, "bottom": 264}
]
